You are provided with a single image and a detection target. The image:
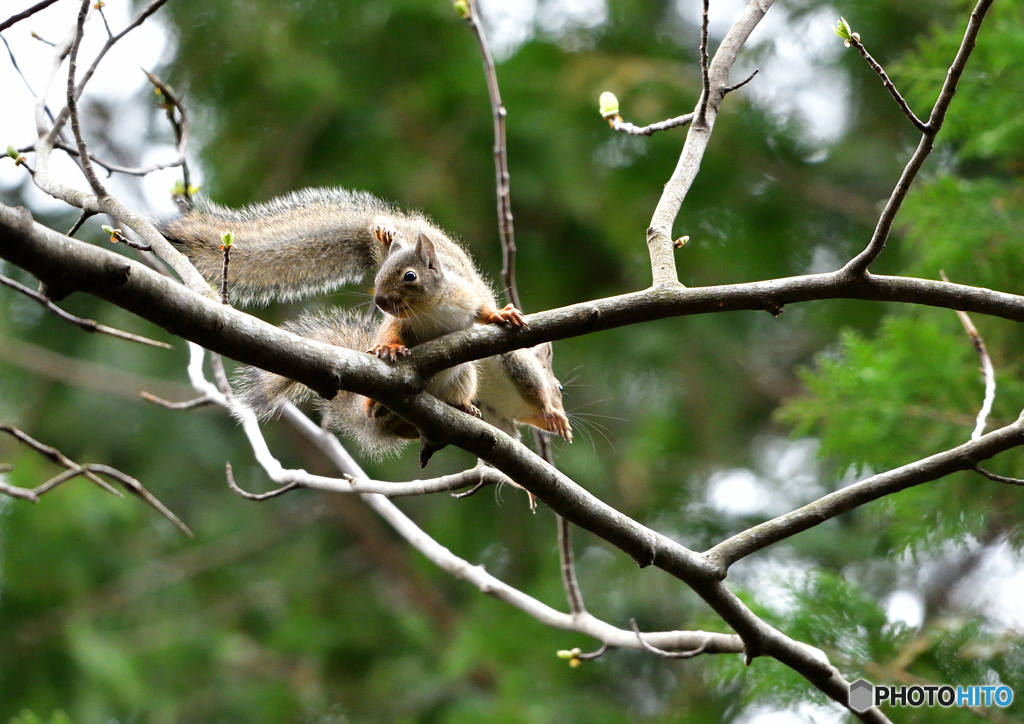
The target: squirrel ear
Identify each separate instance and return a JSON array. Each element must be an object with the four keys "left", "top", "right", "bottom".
[
  {"left": 415, "top": 231, "right": 439, "bottom": 270},
  {"left": 537, "top": 341, "right": 554, "bottom": 364}
]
